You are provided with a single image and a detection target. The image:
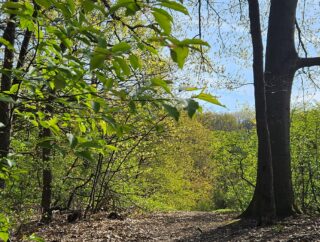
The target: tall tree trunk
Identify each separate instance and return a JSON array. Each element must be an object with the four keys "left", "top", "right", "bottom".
[
  {"left": 265, "top": 74, "right": 295, "bottom": 217},
  {"left": 0, "top": 9, "right": 16, "bottom": 189},
  {"left": 242, "top": 0, "right": 320, "bottom": 220},
  {"left": 0, "top": 0, "right": 37, "bottom": 189},
  {"left": 40, "top": 43, "right": 65, "bottom": 223},
  {"left": 40, "top": 127, "right": 53, "bottom": 223},
  {"left": 241, "top": 0, "right": 275, "bottom": 224},
  {"left": 265, "top": 0, "right": 298, "bottom": 217}
]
